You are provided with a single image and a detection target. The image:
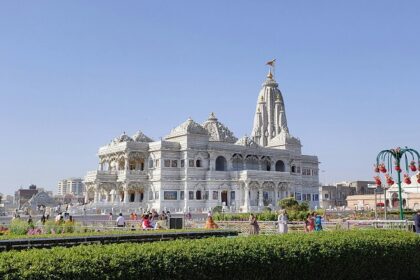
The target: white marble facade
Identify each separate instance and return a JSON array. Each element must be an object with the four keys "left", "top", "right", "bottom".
[{"left": 84, "top": 67, "right": 320, "bottom": 213}]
